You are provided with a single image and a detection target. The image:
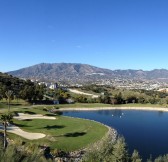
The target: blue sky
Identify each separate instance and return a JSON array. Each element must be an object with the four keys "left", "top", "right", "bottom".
[{"left": 1, "top": 0, "right": 168, "bottom": 72}]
